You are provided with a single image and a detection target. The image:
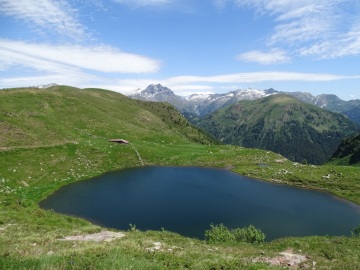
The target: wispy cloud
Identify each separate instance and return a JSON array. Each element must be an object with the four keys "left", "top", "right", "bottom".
[
  {"left": 236, "top": 49, "right": 290, "bottom": 65},
  {"left": 0, "top": 39, "right": 160, "bottom": 74},
  {"left": 165, "top": 72, "right": 360, "bottom": 85},
  {"left": 300, "top": 24, "right": 360, "bottom": 58},
  {"left": 0, "top": 0, "right": 88, "bottom": 41},
  {"left": 233, "top": 0, "right": 360, "bottom": 59},
  {"left": 0, "top": 39, "right": 161, "bottom": 88}
]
